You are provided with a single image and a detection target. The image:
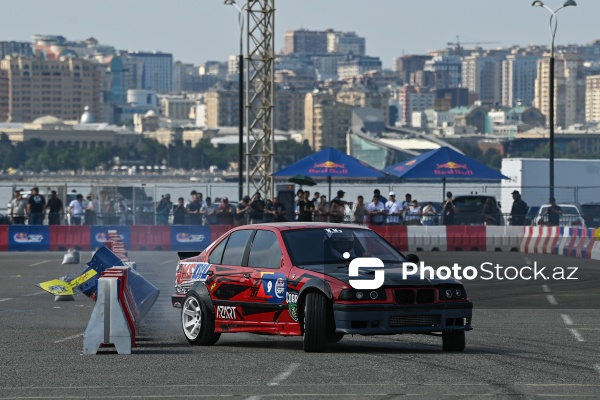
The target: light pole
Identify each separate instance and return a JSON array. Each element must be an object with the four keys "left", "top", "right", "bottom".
[
  {"left": 224, "top": 0, "right": 245, "bottom": 202},
  {"left": 531, "top": 0, "right": 577, "bottom": 199}
]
